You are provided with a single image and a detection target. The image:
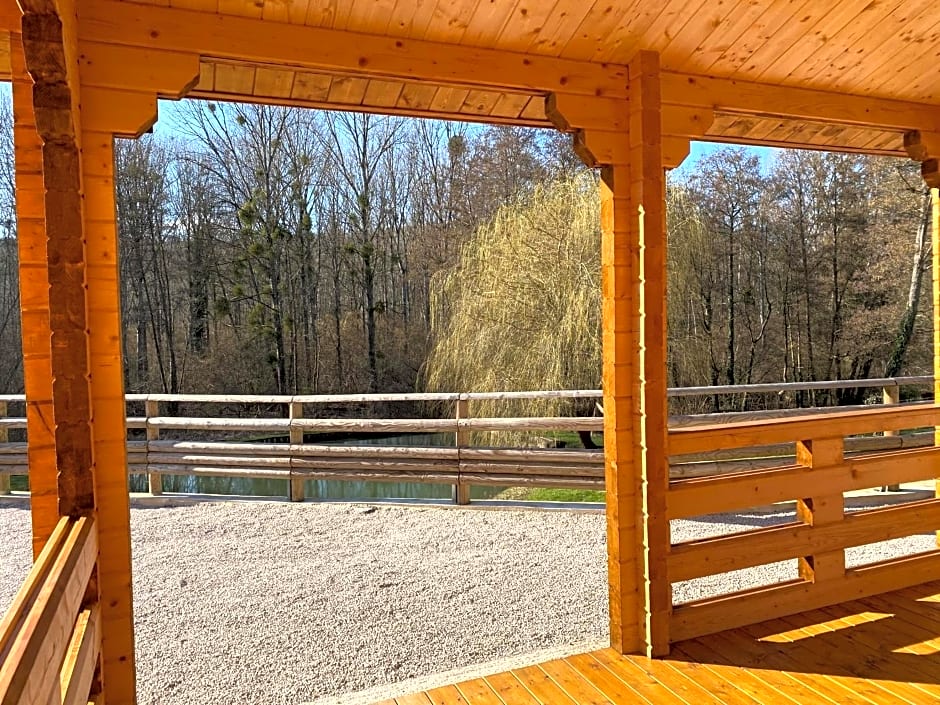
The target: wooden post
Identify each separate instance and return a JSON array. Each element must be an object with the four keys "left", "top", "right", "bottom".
[
  {"left": 288, "top": 400, "right": 305, "bottom": 502},
  {"left": 0, "top": 401, "right": 8, "bottom": 495},
  {"left": 629, "top": 51, "right": 671, "bottom": 658},
  {"left": 11, "top": 29, "right": 59, "bottom": 555},
  {"left": 882, "top": 384, "right": 900, "bottom": 491},
  {"left": 454, "top": 397, "right": 471, "bottom": 505},
  {"left": 795, "top": 438, "right": 846, "bottom": 583},
  {"left": 934, "top": 187, "right": 940, "bottom": 548},
  {"left": 145, "top": 399, "right": 162, "bottom": 495},
  {"left": 561, "top": 50, "right": 671, "bottom": 657}
]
